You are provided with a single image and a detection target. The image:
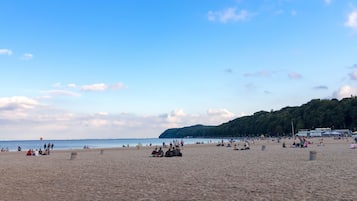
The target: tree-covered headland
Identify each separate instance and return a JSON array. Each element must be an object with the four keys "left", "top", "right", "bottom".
[{"left": 159, "top": 97, "right": 357, "bottom": 138}]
